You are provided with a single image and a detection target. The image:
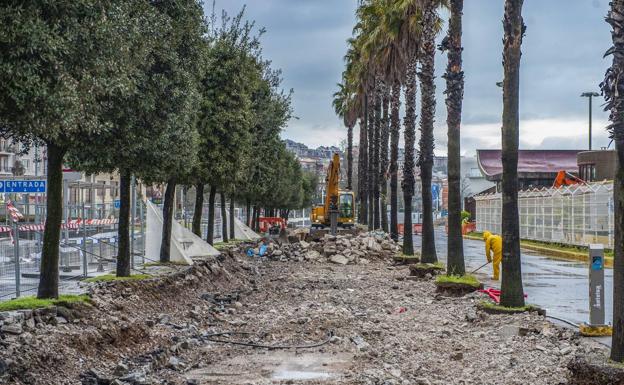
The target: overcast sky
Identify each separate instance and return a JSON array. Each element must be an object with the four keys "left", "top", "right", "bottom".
[{"left": 207, "top": 0, "right": 613, "bottom": 156}]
